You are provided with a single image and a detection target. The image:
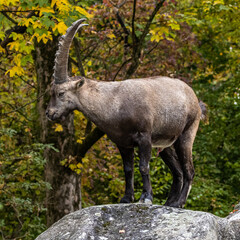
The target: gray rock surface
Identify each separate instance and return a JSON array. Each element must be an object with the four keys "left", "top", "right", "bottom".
[{"left": 36, "top": 204, "right": 240, "bottom": 240}]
